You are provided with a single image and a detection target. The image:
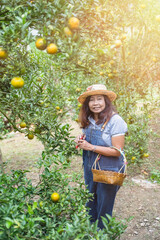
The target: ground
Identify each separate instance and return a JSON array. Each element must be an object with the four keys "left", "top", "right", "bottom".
[{"left": 0, "top": 111, "right": 160, "bottom": 240}]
